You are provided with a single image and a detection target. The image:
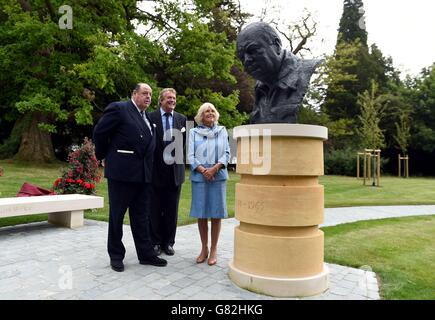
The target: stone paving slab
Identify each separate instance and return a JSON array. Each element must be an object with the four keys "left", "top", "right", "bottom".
[{"left": 1, "top": 205, "right": 434, "bottom": 300}]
